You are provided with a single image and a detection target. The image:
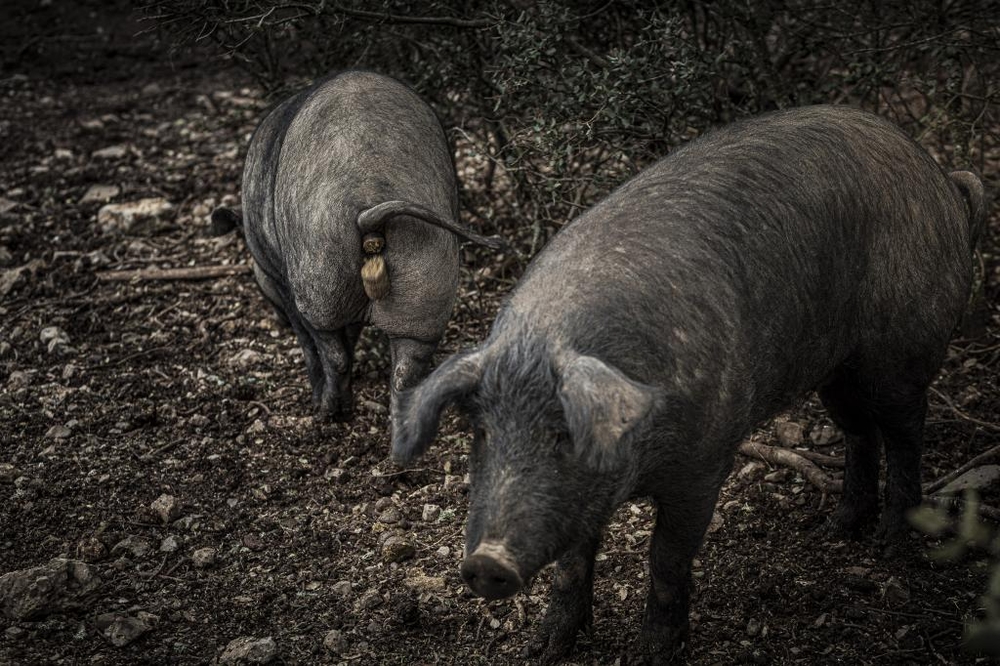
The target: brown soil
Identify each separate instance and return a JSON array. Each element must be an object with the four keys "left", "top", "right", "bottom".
[{"left": 1, "top": 3, "right": 998, "bottom": 665}]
